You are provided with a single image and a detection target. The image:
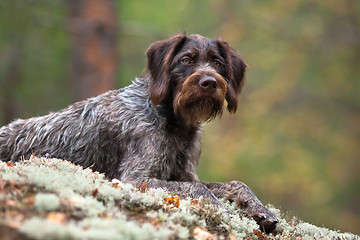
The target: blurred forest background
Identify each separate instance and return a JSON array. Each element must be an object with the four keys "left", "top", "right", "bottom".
[{"left": 0, "top": 0, "right": 359, "bottom": 235}]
